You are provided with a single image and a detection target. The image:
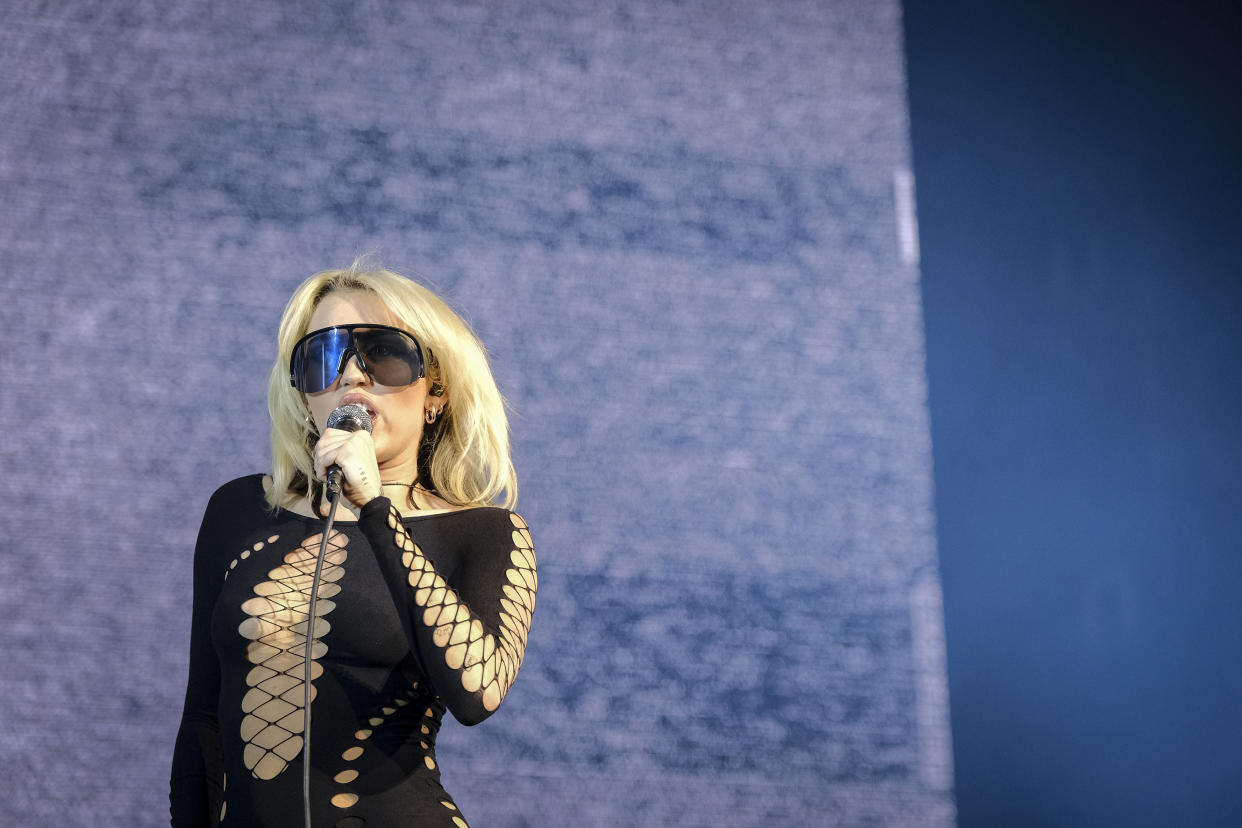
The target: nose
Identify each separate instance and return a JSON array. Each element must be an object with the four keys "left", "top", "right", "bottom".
[{"left": 335, "top": 348, "right": 371, "bottom": 387}]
